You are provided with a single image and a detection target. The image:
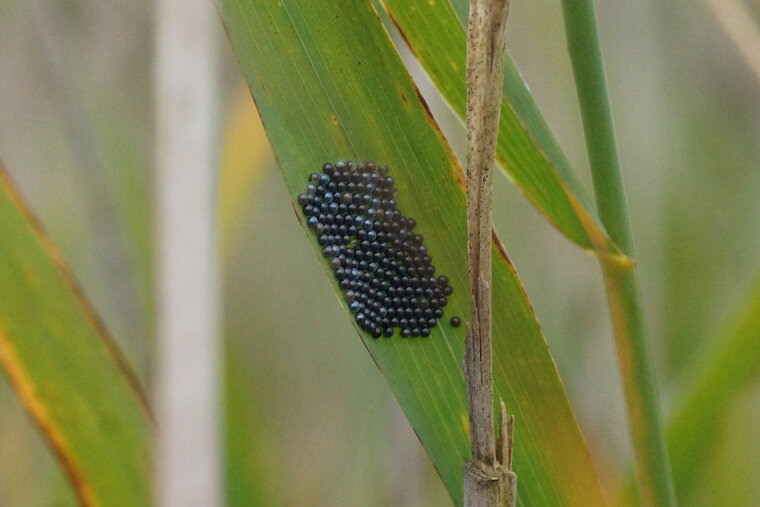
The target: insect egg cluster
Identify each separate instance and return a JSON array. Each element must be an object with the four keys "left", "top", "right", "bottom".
[{"left": 298, "top": 161, "right": 455, "bottom": 338}]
